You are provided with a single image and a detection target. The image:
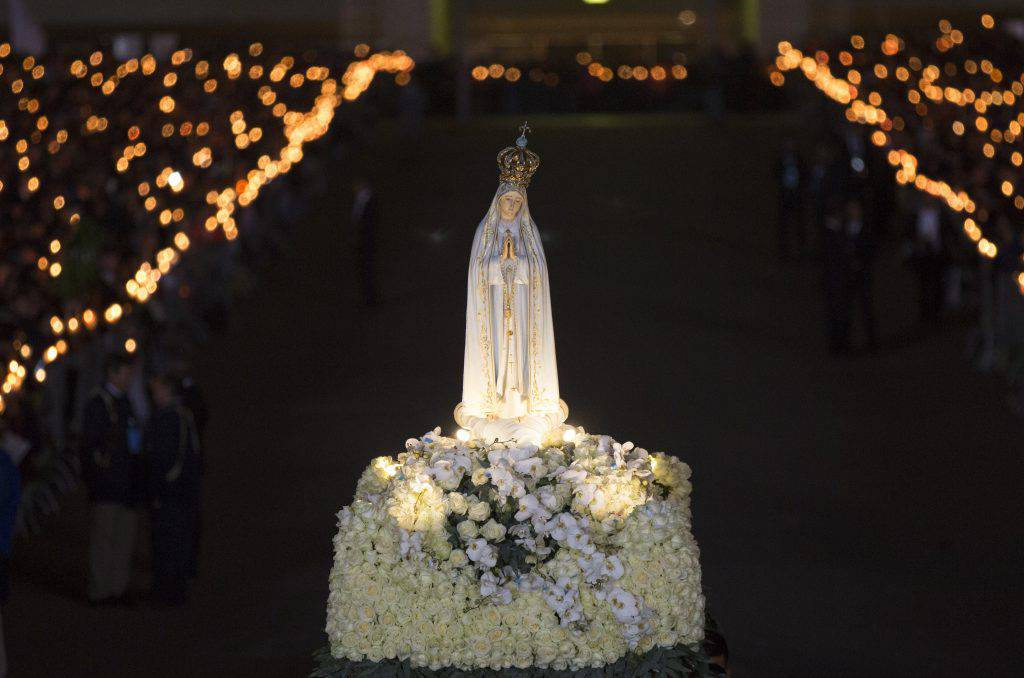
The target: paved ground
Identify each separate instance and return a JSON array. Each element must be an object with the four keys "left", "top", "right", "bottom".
[{"left": 7, "top": 115, "right": 1022, "bottom": 677}]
